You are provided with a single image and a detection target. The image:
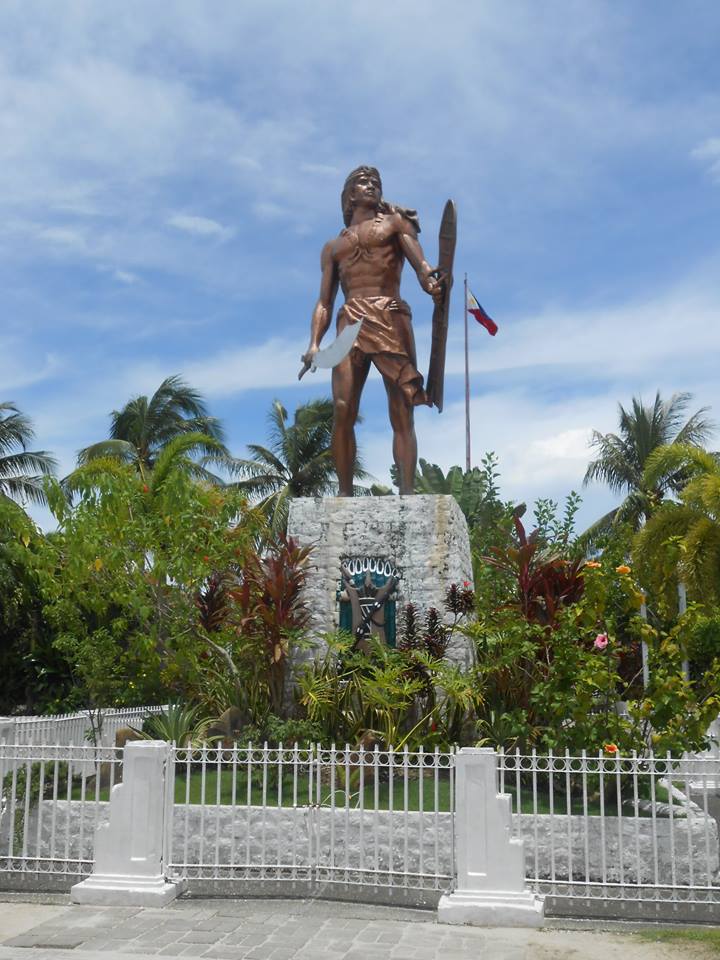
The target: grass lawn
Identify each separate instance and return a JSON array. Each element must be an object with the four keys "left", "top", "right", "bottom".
[
  {"left": 501, "top": 778, "right": 678, "bottom": 817},
  {"left": 72, "top": 767, "right": 454, "bottom": 811},
  {"left": 176, "top": 767, "right": 454, "bottom": 810},
  {"left": 71, "top": 766, "right": 679, "bottom": 816},
  {"left": 636, "top": 926, "right": 720, "bottom": 954}
]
